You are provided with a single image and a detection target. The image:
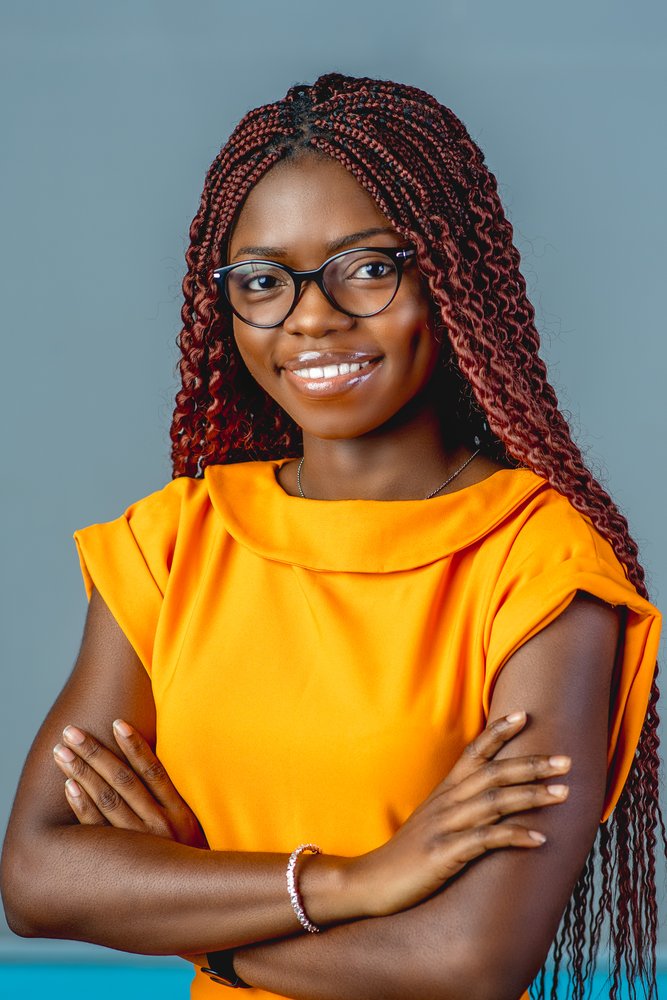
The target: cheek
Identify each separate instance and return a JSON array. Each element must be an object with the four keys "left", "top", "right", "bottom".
[
  {"left": 232, "top": 323, "right": 275, "bottom": 387},
  {"left": 383, "top": 297, "right": 438, "bottom": 370}
]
